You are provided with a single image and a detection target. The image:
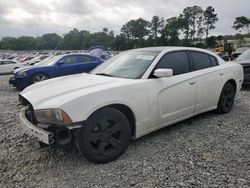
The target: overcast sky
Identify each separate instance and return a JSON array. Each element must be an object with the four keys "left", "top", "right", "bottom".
[{"left": 0, "top": 0, "right": 249, "bottom": 38}]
